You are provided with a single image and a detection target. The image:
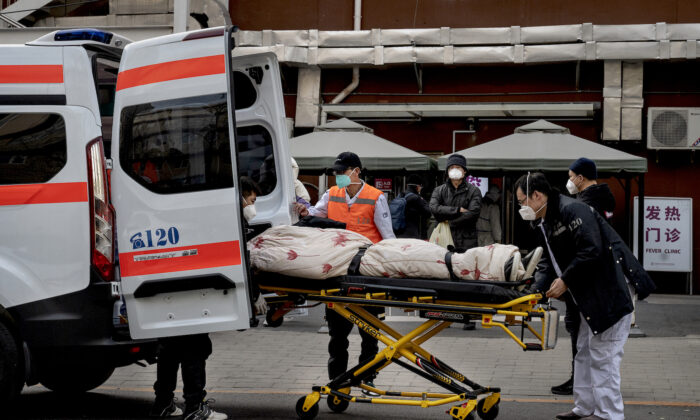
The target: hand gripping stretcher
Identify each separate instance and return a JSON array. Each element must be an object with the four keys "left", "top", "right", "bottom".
[{"left": 256, "top": 270, "right": 559, "bottom": 420}]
